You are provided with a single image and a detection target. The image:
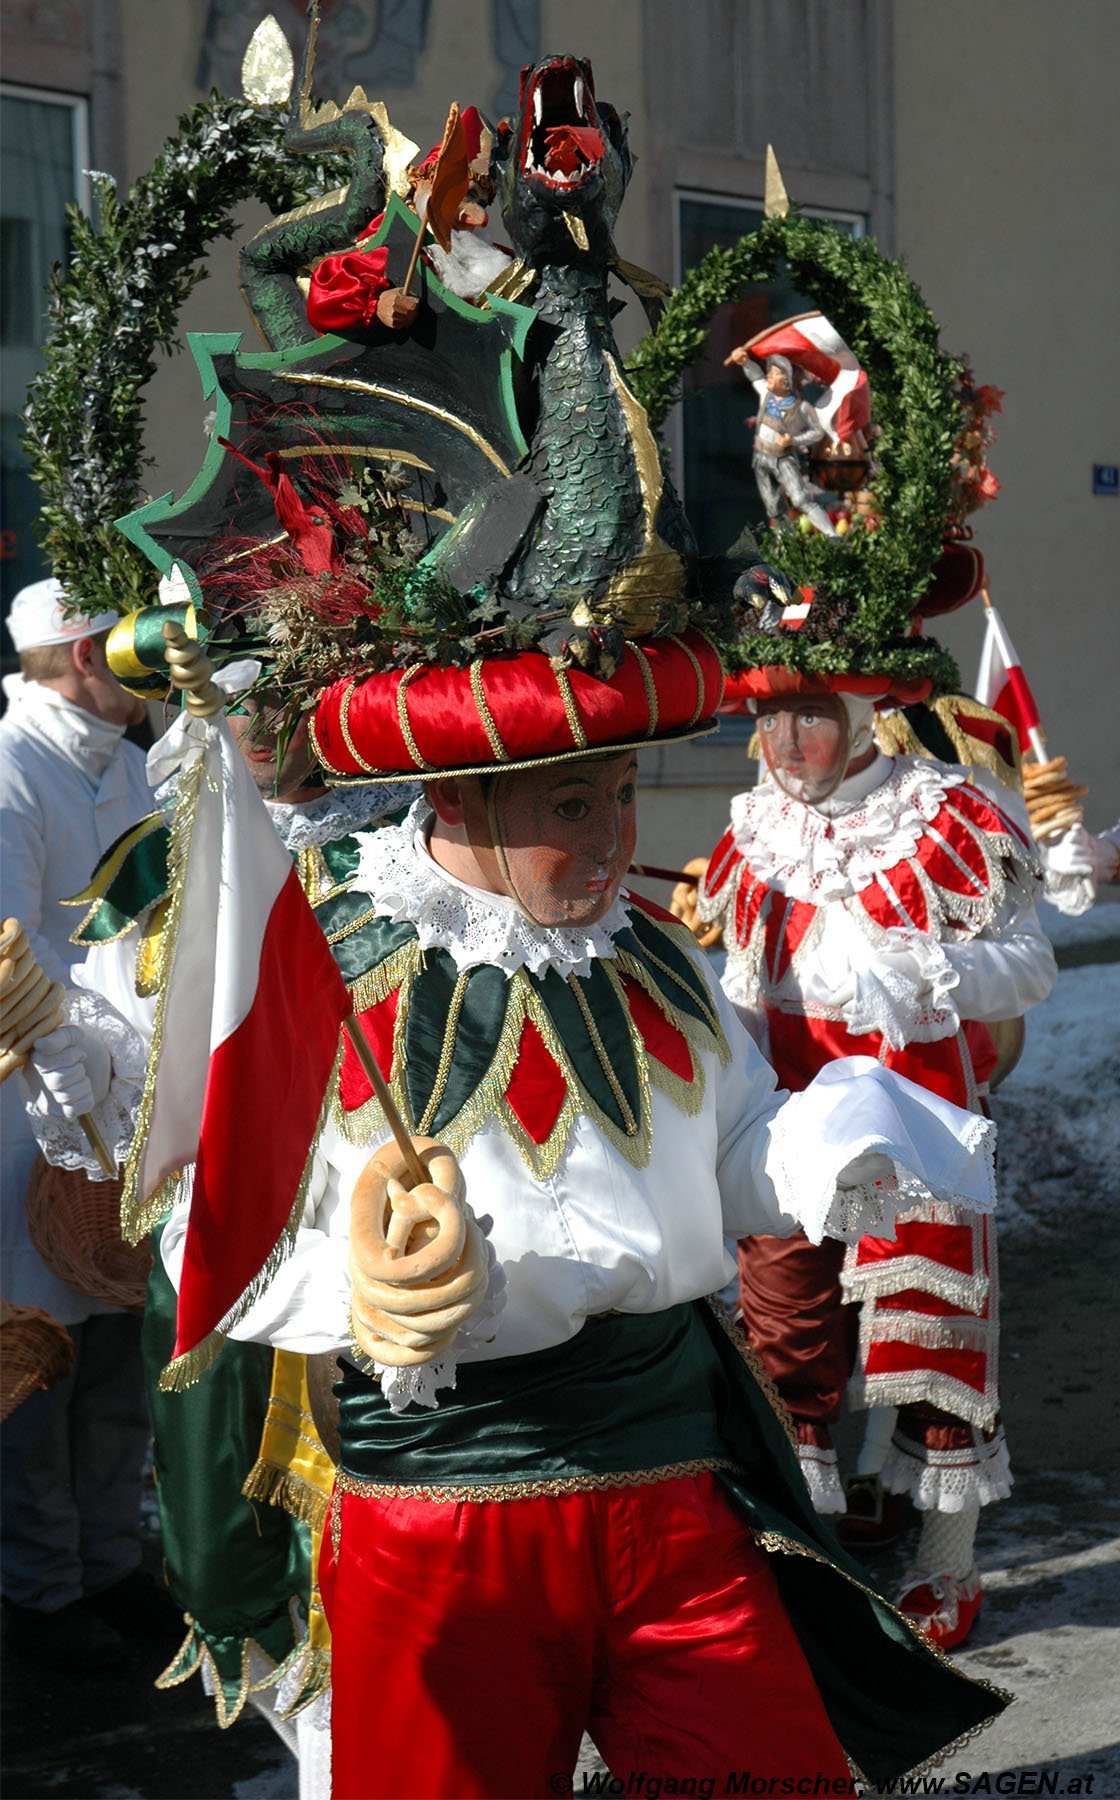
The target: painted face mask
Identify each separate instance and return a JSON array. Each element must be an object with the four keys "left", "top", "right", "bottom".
[
  {"left": 755, "top": 694, "right": 852, "bottom": 805},
  {"left": 482, "top": 753, "right": 639, "bottom": 927}
]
